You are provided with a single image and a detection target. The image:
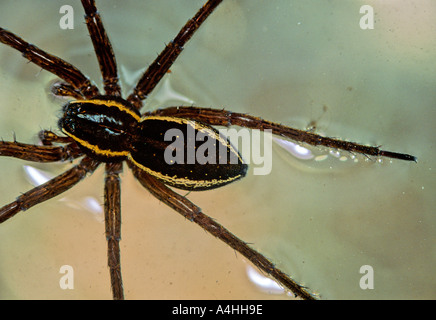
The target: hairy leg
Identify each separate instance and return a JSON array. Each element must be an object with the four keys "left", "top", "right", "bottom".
[
  {"left": 0, "top": 28, "right": 99, "bottom": 98},
  {"left": 150, "top": 106, "right": 416, "bottom": 162},
  {"left": 81, "top": 0, "right": 121, "bottom": 96},
  {"left": 104, "top": 162, "right": 124, "bottom": 300},
  {"left": 128, "top": 0, "right": 223, "bottom": 110},
  {"left": 129, "top": 162, "right": 315, "bottom": 300}
]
